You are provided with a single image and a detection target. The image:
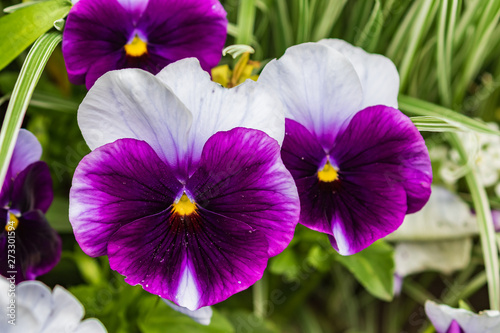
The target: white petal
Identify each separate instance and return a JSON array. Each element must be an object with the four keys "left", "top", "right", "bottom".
[
  {"left": 74, "top": 319, "right": 108, "bottom": 333},
  {"left": 175, "top": 263, "right": 200, "bottom": 311},
  {"left": 163, "top": 299, "right": 213, "bottom": 325},
  {"left": 40, "top": 286, "right": 85, "bottom": 333},
  {"left": 387, "top": 186, "right": 477, "bottom": 241},
  {"left": 16, "top": 280, "right": 52, "bottom": 332},
  {"left": 425, "top": 300, "right": 500, "bottom": 333},
  {"left": 77, "top": 69, "right": 193, "bottom": 171},
  {"left": 394, "top": 238, "right": 472, "bottom": 277},
  {"left": 318, "top": 38, "right": 400, "bottom": 109},
  {"left": 258, "top": 43, "right": 363, "bottom": 149},
  {"left": 156, "top": 58, "right": 285, "bottom": 165}
]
